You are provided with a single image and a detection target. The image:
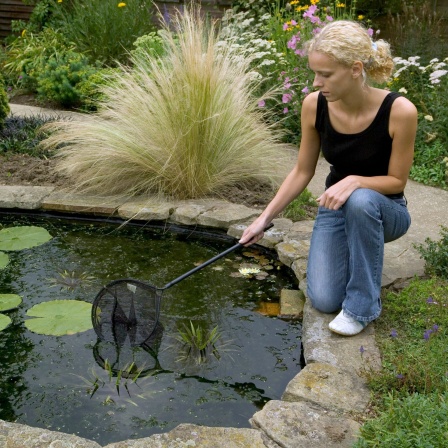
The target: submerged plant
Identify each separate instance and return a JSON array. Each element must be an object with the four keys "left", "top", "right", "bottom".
[
  {"left": 48, "top": 269, "right": 95, "bottom": 291},
  {"left": 174, "top": 321, "right": 229, "bottom": 364},
  {"left": 40, "top": 6, "right": 289, "bottom": 200}
]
